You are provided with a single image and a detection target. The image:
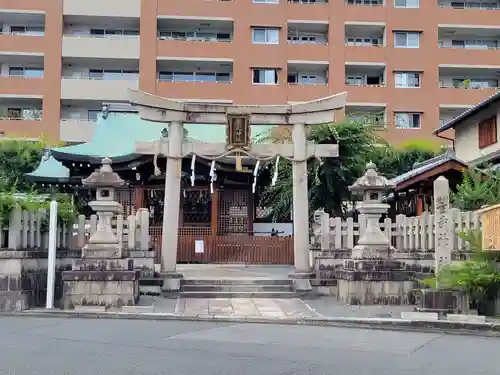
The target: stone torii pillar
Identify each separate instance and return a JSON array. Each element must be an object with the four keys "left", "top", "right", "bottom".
[{"left": 129, "top": 89, "right": 347, "bottom": 292}]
